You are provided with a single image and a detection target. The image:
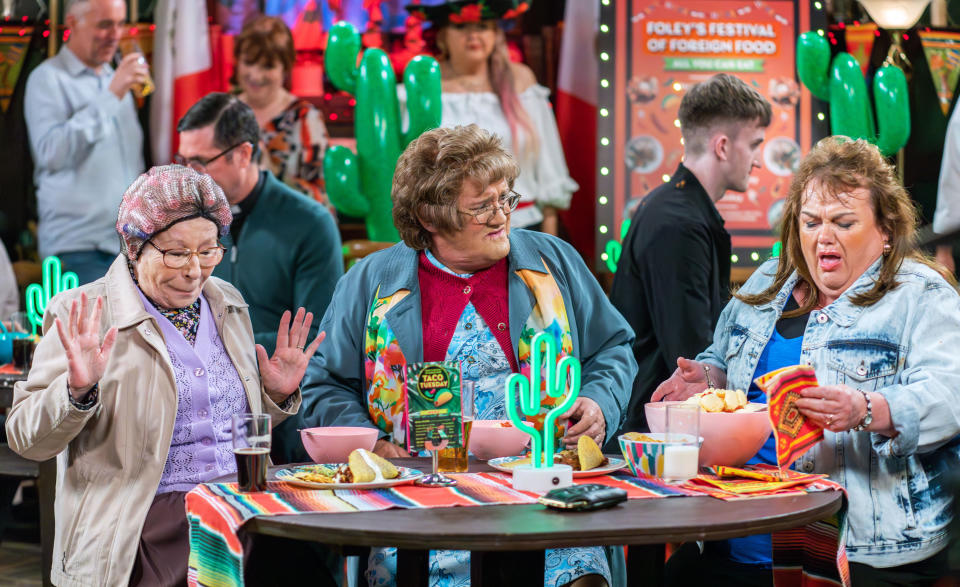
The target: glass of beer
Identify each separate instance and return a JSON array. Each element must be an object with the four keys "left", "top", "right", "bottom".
[
  {"left": 438, "top": 381, "right": 474, "bottom": 473},
  {"left": 118, "top": 37, "right": 155, "bottom": 98},
  {"left": 232, "top": 414, "right": 271, "bottom": 492}
]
